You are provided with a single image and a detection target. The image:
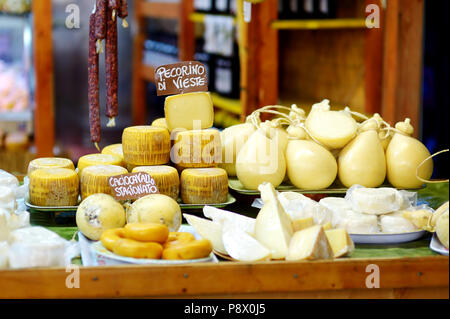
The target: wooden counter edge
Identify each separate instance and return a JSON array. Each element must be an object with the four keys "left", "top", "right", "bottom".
[{"left": 0, "top": 256, "right": 448, "bottom": 299}]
